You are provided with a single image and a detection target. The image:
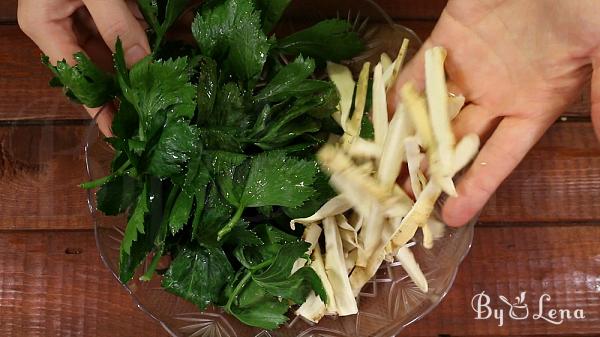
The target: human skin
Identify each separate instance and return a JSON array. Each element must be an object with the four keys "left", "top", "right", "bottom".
[
  {"left": 390, "top": 0, "right": 600, "bottom": 227},
  {"left": 17, "top": 0, "right": 151, "bottom": 136}
]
